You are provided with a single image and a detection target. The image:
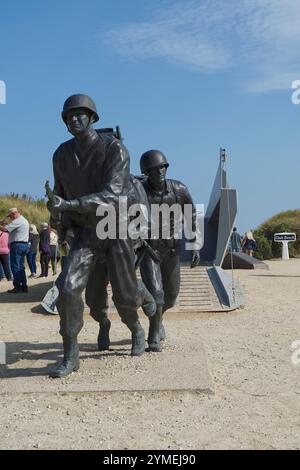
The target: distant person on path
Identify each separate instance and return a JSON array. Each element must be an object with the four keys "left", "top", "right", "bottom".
[
  {"left": 242, "top": 231, "right": 257, "bottom": 257},
  {"left": 39, "top": 222, "right": 51, "bottom": 277},
  {"left": 0, "top": 262, "right": 5, "bottom": 280},
  {"left": 230, "top": 227, "right": 242, "bottom": 253},
  {"left": 0, "top": 208, "right": 29, "bottom": 293},
  {"left": 49, "top": 228, "right": 60, "bottom": 275},
  {"left": 27, "top": 224, "right": 39, "bottom": 277},
  {"left": 0, "top": 229, "right": 12, "bottom": 281}
]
